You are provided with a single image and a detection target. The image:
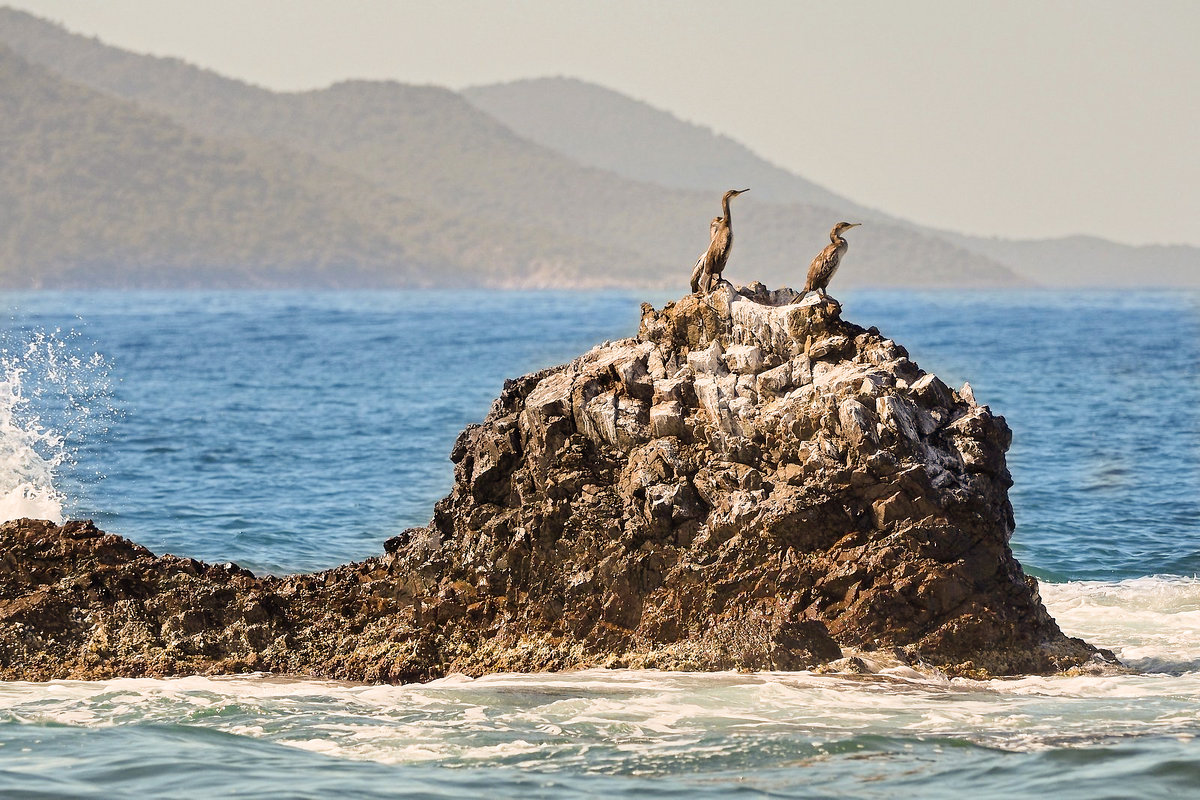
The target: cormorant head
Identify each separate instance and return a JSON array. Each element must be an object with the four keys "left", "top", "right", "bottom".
[{"left": 831, "top": 222, "right": 861, "bottom": 237}]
